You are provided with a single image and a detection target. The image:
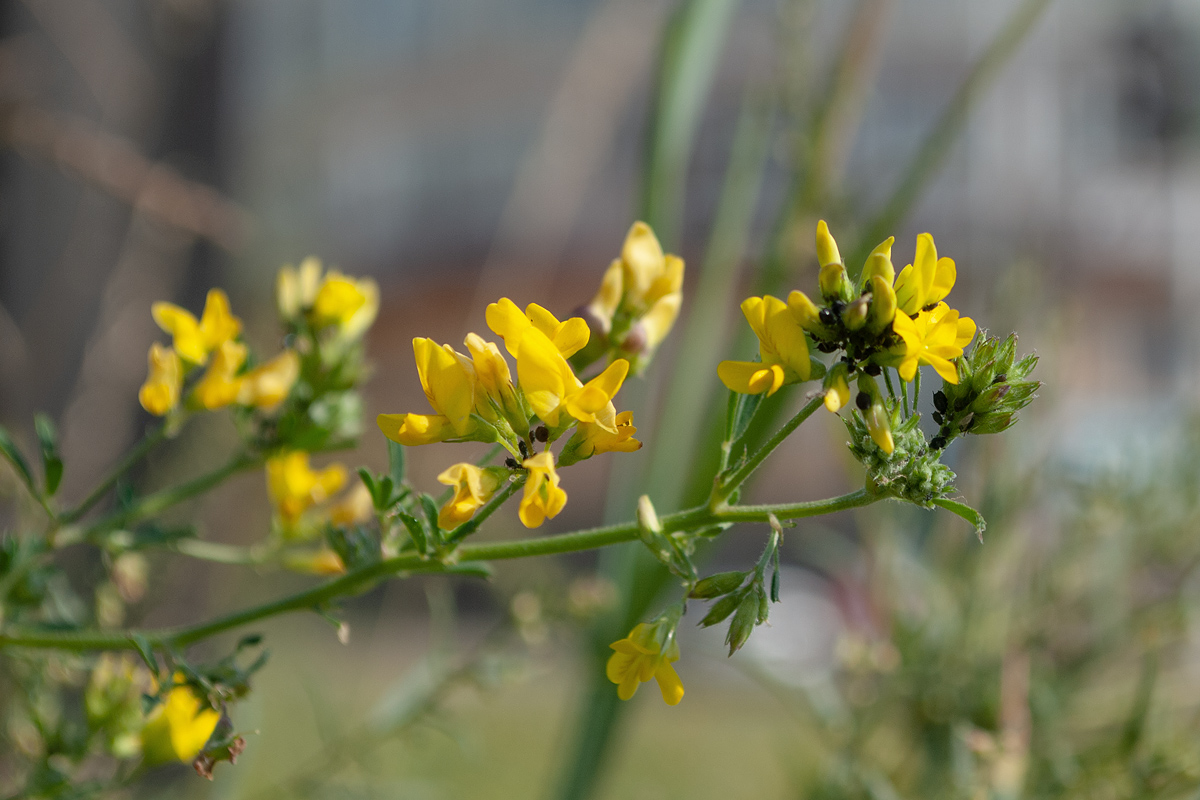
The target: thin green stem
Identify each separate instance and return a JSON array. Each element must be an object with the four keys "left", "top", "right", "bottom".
[
  {"left": 883, "top": 367, "right": 897, "bottom": 401},
  {"left": 900, "top": 374, "right": 910, "bottom": 417},
  {"left": 60, "top": 426, "right": 168, "bottom": 523},
  {"left": 913, "top": 367, "right": 921, "bottom": 416},
  {"left": 0, "top": 489, "right": 879, "bottom": 652},
  {"left": 715, "top": 394, "right": 824, "bottom": 503},
  {"left": 171, "top": 539, "right": 270, "bottom": 566},
  {"left": 66, "top": 453, "right": 262, "bottom": 545}
]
